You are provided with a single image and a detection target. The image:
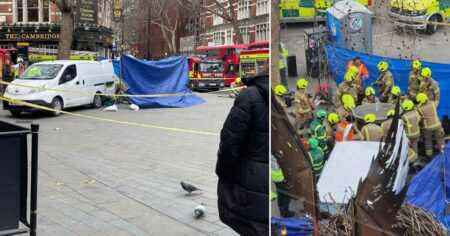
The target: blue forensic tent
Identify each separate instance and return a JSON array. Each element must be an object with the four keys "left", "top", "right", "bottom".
[
  {"left": 406, "top": 142, "right": 450, "bottom": 226},
  {"left": 117, "top": 54, "right": 204, "bottom": 108},
  {"left": 271, "top": 217, "right": 314, "bottom": 236},
  {"left": 325, "top": 45, "right": 450, "bottom": 118}
]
